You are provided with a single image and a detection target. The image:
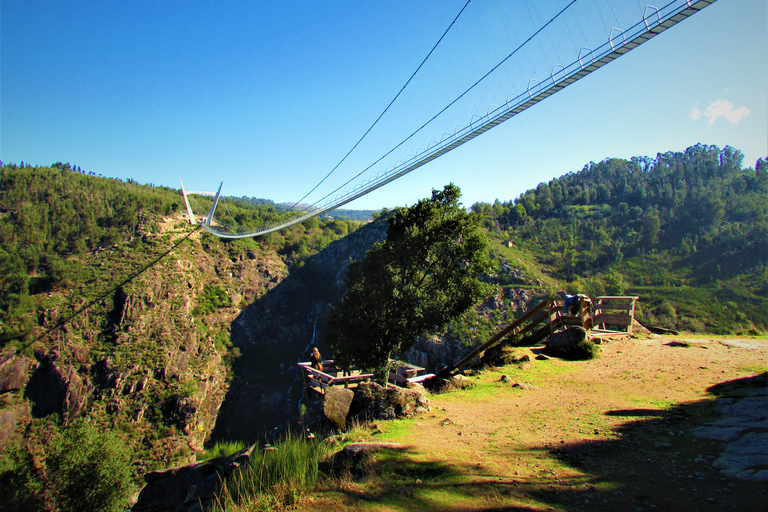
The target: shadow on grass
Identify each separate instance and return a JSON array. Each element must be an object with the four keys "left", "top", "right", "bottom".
[
  {"left": 315, "top": 444, "right": 546, "bottom": 512},
  {"left": 310, "top": 374, "right": 767, "bottom": 512}
]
